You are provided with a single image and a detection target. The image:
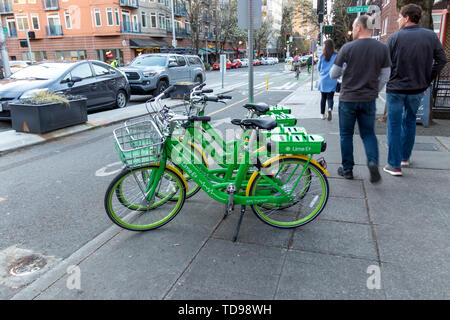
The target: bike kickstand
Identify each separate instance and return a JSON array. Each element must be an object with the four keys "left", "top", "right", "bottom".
[{"left": 232, "top": 206, "right": 246, "bottom": 242}]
